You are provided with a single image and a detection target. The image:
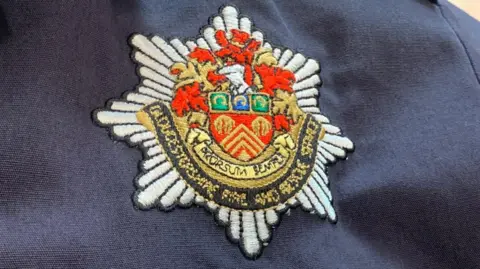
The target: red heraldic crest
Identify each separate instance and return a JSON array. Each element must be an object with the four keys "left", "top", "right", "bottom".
[{"left": 209, "top": 113, "right": 273, "bottom": 161}]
